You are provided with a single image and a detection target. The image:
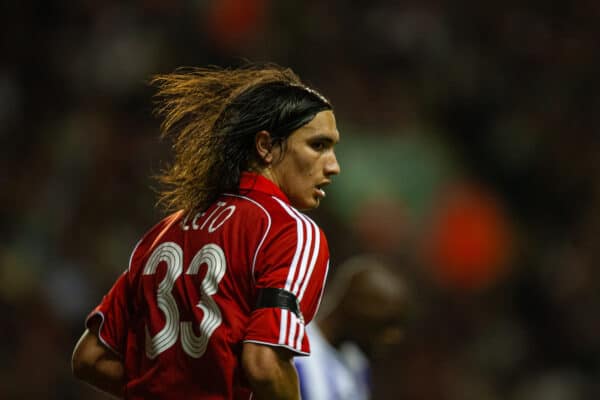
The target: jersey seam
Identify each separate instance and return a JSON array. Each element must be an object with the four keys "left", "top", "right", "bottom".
[{"left": 222, "top": 193, "right": 272, "bottom": 284}]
